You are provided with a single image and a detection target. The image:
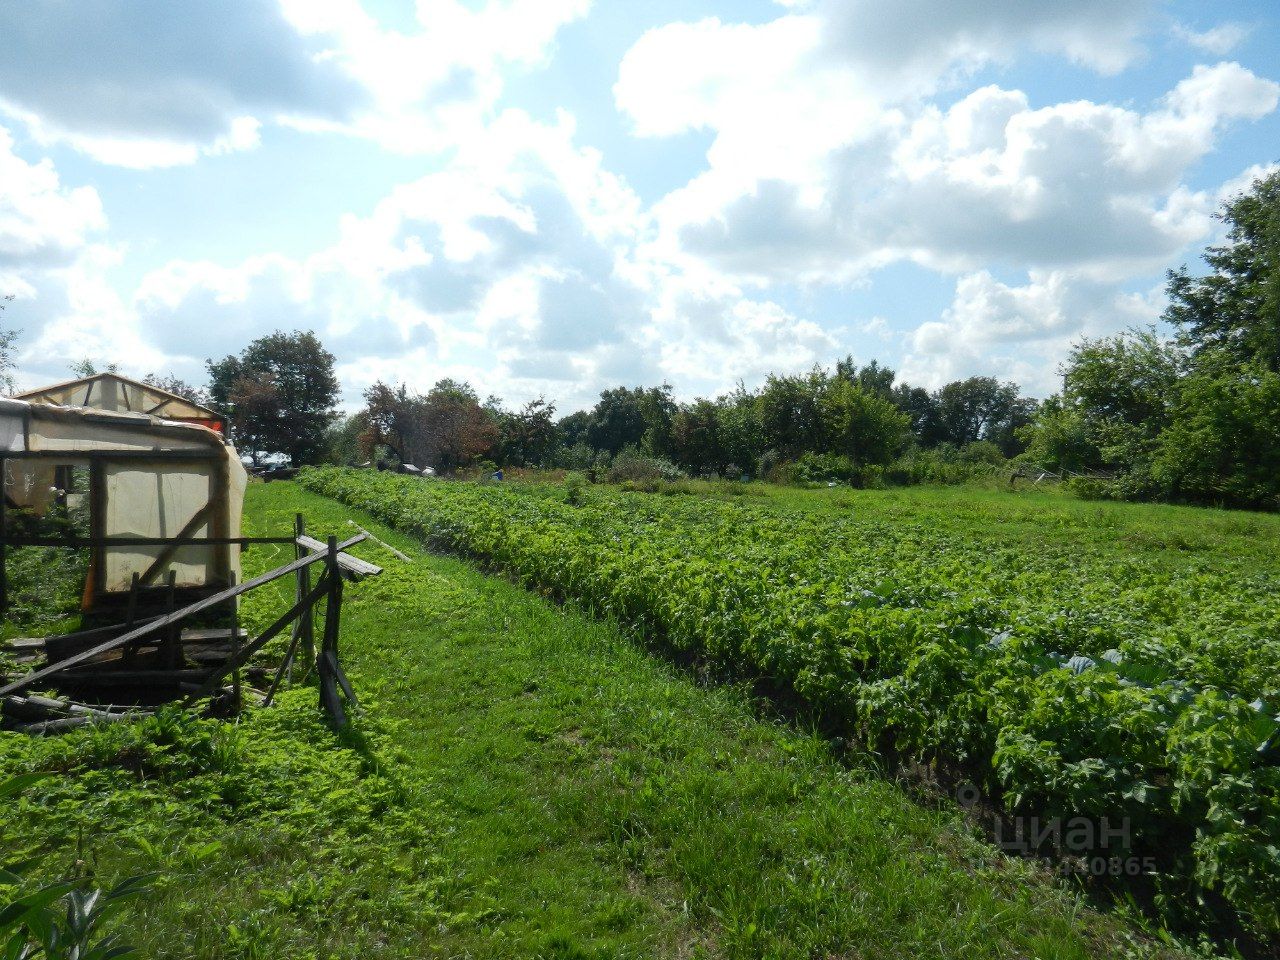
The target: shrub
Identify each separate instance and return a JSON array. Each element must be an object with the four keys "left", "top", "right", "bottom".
[
  {"left": 562, "top": 472, "right": 588, "bottom": 505},
  {"left": 606, "top": 446, "right": 684, "bottom": 484}
]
